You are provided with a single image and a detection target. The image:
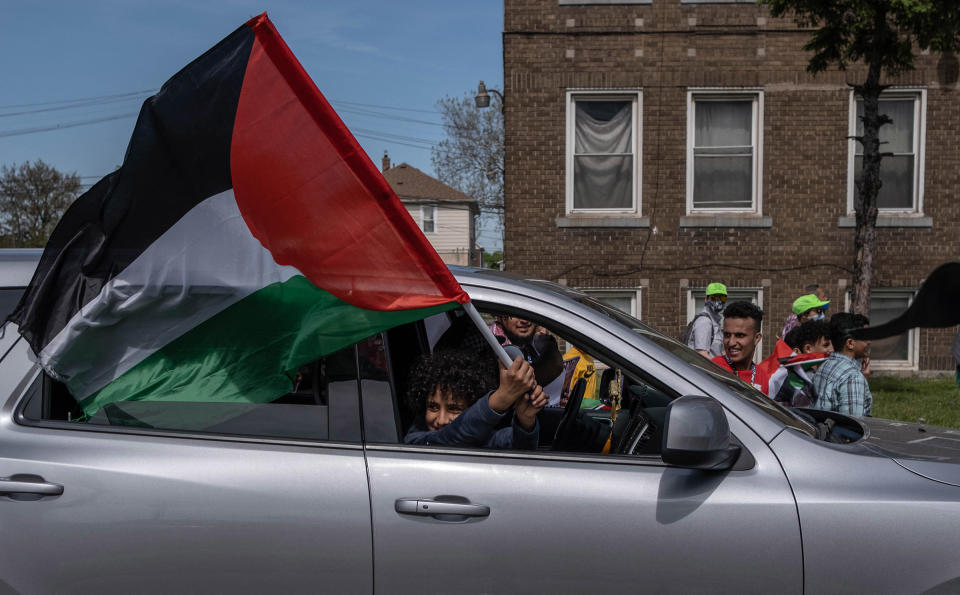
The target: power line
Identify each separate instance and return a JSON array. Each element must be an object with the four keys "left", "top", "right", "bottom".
[
  {"left": 0, "top": 93, "right": 151, "bottom": 118},
  {"left": 0, "top": 112, "right": 138, "bottom": 138},
  {"left": 353, "top": 133, "right": 433, "bottom": 151},
  {"left": 0, "top": 89, "right": 157, "bottom": 110},
  {"left": 330, "top": 99, "right": 438, "bottom": 115},
  {"left": 351, "top": 127, "right": 438, "bottom": 145},
  {"left": 336, "top": 106, "right": 443, "bottom": 127}
]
